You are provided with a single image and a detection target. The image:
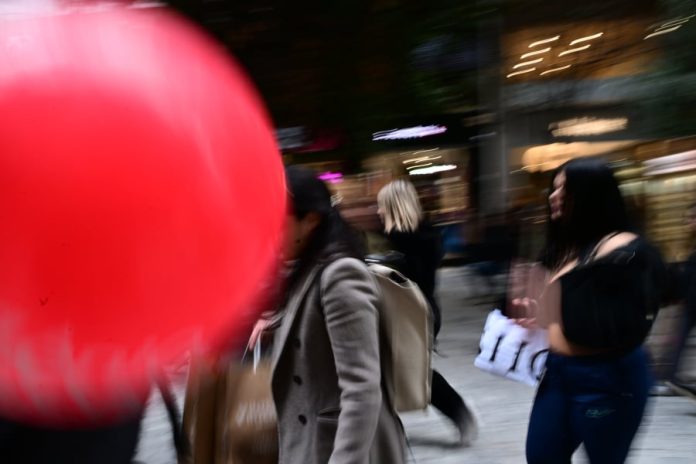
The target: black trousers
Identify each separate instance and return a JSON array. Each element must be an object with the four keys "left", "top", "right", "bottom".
[
  {"left": 431, "top": 369, "right": 468, "bottom": 425},
  {"left": 428, "top": 295, "right": 468, "bottom": 426}
]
